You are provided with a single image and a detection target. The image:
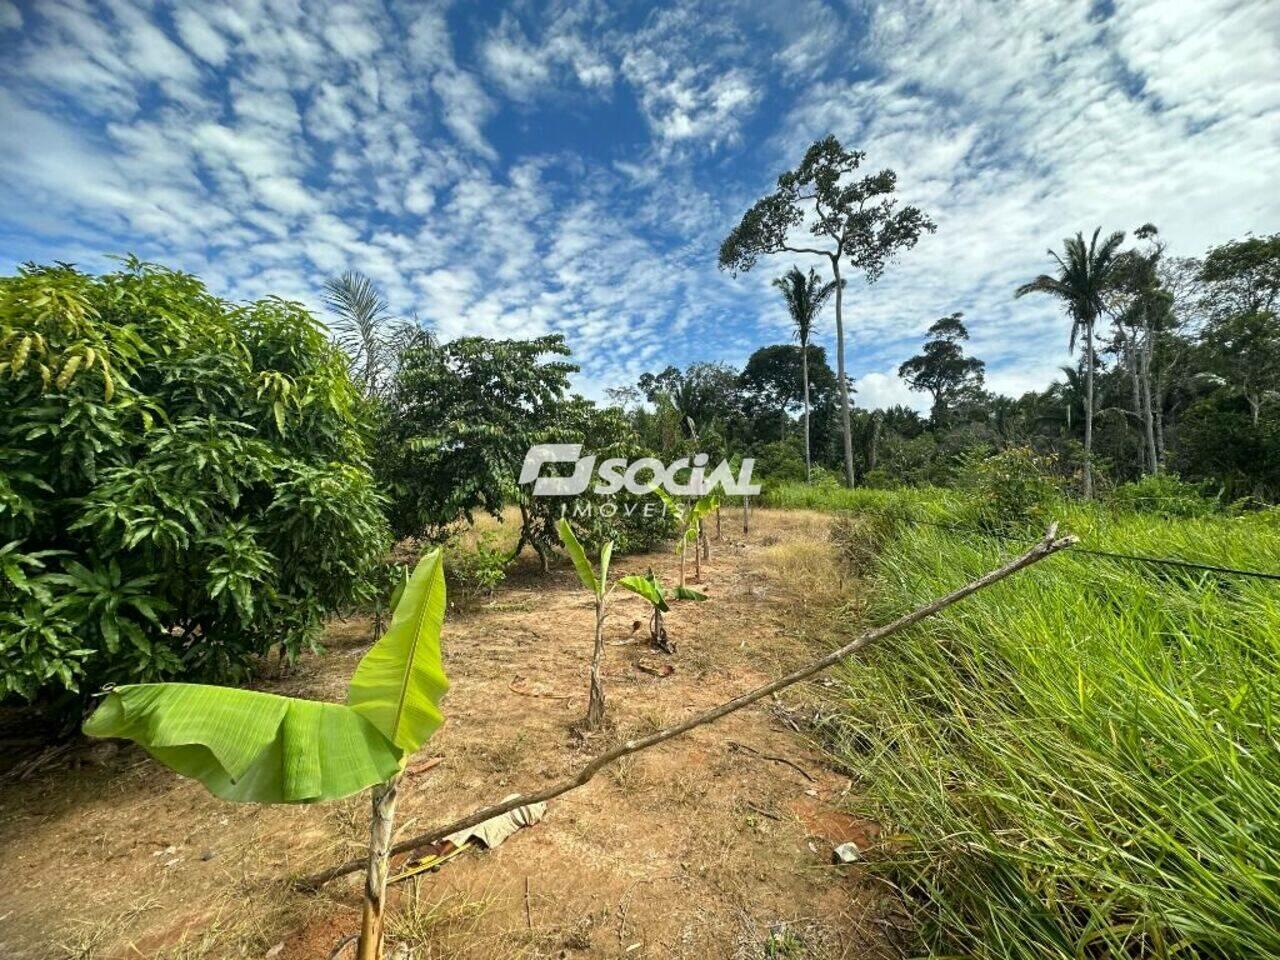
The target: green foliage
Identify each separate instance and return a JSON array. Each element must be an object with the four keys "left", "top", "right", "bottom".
[
  {"left": 1109, "top": 473, "right": 1220, "bottom": 518},
  {"left": 519, "top": 399, "right": 676, "bottom": 562},
  {"left": 897, "top": 313, "right": 985, "bottom": 424},
  {"left": 752, "top": 437, "right": 809, "bottom": 485},
  {"left": 616, "top": 568, "right": 708, "bottom": 611},
  {"left": 556, "top": 517, "right": 610, "bottom": 598},
  {"left": 0, "top": 260, "right": 388, "bottom": 705},
  {"left": 443, "top": 533, "right": 508, "bottom": 605},
  {"left": 83, "top": 549, "right": 450, "bottom": 803},
  {"left": 818, "top": 490, "right": 1280, "bottom": 958},
  {"left": 378, "top": 334, "right": 576, "bottom": 540},
  {"left": 956, "top": 446, "right": 1065, "bottom": 532}
]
